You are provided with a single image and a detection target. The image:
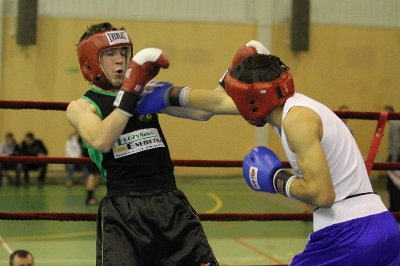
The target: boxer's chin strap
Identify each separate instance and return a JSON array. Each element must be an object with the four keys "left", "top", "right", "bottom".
[{"left": 273, "top": 169, "right": 297, "bottom": 199}]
